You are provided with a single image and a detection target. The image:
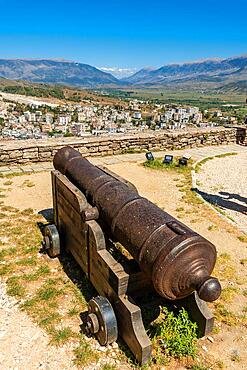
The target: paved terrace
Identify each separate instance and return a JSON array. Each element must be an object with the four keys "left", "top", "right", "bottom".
[{"left": 0, "top": 143, "right": 246, "bottom": 234}]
